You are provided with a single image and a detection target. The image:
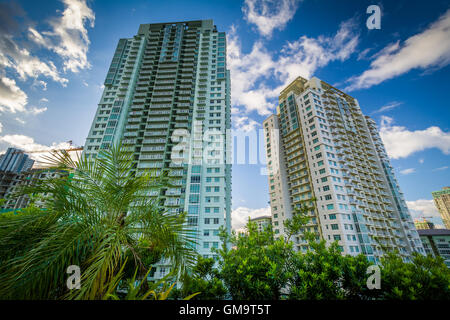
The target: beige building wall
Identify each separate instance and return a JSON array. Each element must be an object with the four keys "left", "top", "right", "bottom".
[
  {"left": 263, "top": 76, "right": 424, "bottom": 262},
  {"left": 432, "top": 187, "right": 450, "bottom": 229}
]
